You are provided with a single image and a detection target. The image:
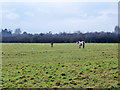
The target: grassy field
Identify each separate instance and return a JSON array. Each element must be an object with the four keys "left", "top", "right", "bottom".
[{"left": 1, "top": 43, "right": 119, "bottom": 88}]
